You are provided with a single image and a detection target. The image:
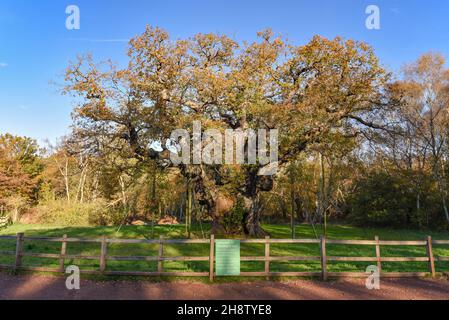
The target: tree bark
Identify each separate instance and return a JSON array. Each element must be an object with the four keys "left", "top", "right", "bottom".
[
  {"left": 244, "top": 195, "right": 269, "bottom": 238},
  {"left": 289, "top": 171, "right": 296, "bottom": 239}
]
